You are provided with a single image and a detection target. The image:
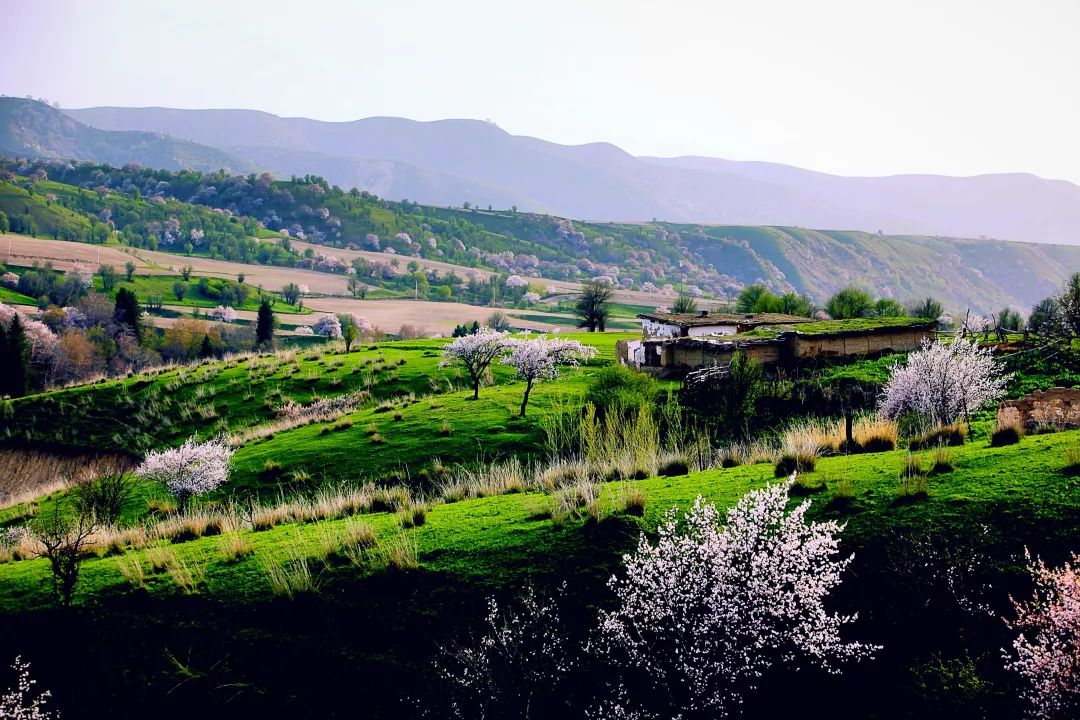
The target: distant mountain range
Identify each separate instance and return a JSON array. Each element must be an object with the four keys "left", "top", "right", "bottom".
[{"left": 2, "top": 97, "right": 1080, "bottom": 246}]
